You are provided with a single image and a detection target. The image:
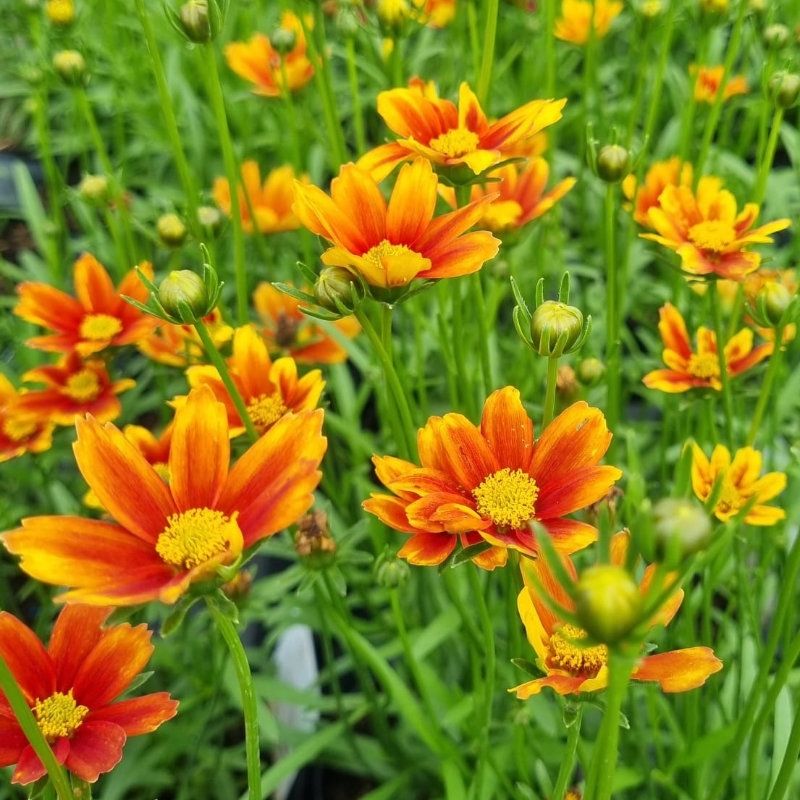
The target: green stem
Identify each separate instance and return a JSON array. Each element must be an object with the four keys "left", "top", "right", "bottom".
[
  {"left": 753, "top": 107, "right": 784, "bottom": 205},
  {"left": 543, "top": 355, "right": 560, "bottom": 427},
  {"left": 767, "top": 706, "right": 800, "bottom": 800},
  {"left": 475, "top": 0, "right": 499, "bottom": 105},
  {"left": 280, "top": 60, "right": 304, "bottom": 169},
  {"left": 345, "top": 36, "right": 367, "bottom": 155},
  {"left": 553, "top": 704, "right": 584, "bottom": 800},
  {"left": 641, "top": 3, "right": 676, "bottom": 155},
  {"left": 543, "top": 0, "right": 556, "bottom": 98},
  {"left": 709, "top": 281, "right": 735, "bottom": 444},
  {"left": 746, "top": 325, "right": 784, "bottom": 446},
  {"left": 604, "top": 182, "right": 620, "bottom": 434}
]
